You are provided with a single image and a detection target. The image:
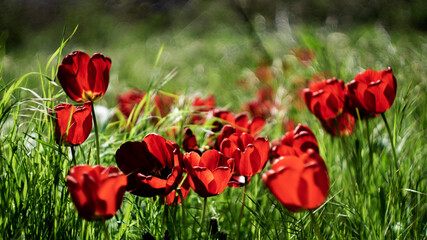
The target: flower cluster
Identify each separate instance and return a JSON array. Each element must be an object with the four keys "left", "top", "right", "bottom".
[
  {"left": 303, "top": 68, "right": 397, "bottom": 136},
  {"left": 52, "top": 48, "right": 398, "bottom": 234}
]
